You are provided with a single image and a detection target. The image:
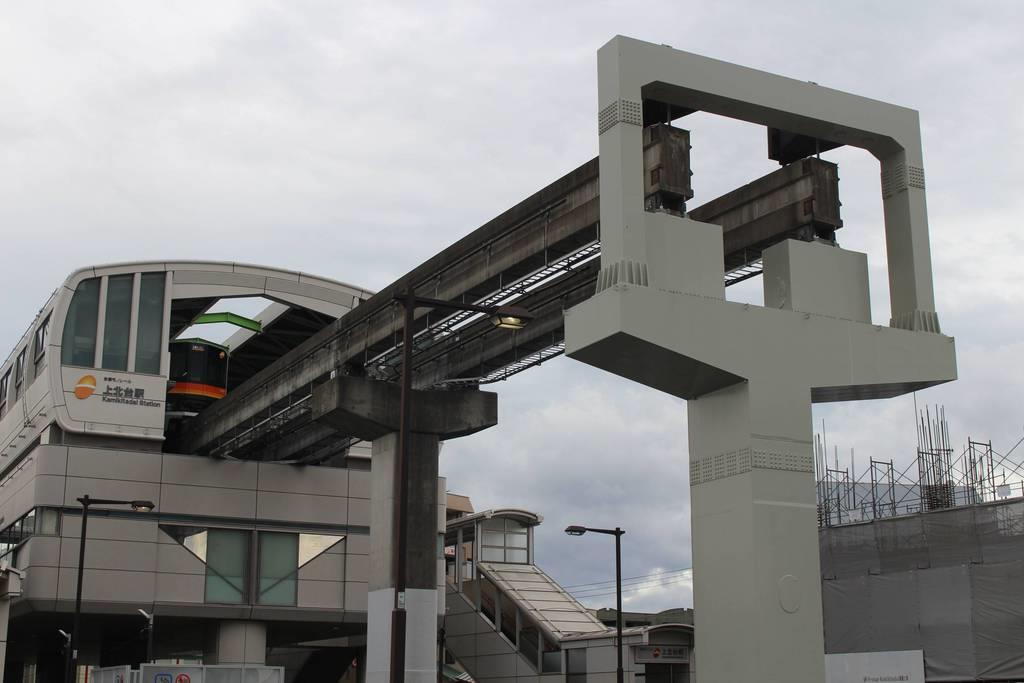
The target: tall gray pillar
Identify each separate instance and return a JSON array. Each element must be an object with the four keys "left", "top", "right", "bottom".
[
  {"left": 688, "top": 381, "right": 823, "bottom": 681},
  {"left": 314, "top": 376, "right": 497, "bottom": 683}
]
